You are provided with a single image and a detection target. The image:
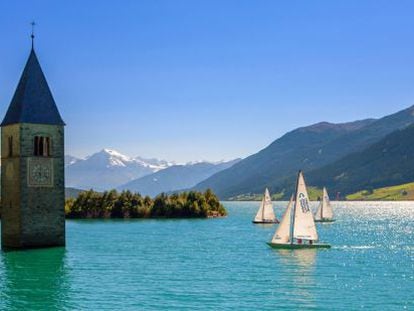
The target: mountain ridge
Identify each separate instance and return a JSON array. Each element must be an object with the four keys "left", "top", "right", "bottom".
[
  {"left": 306, "top": 124, "right": 414, "bottom": 196},
  {"left": 193, "top": 105, "right": 414, "bottom": 198},
  {"left": 118, "top": 159, "right": 241, "bottom": 196},
  {"left": 65, "top": 149, "right": 174, "bottom": 190}
]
